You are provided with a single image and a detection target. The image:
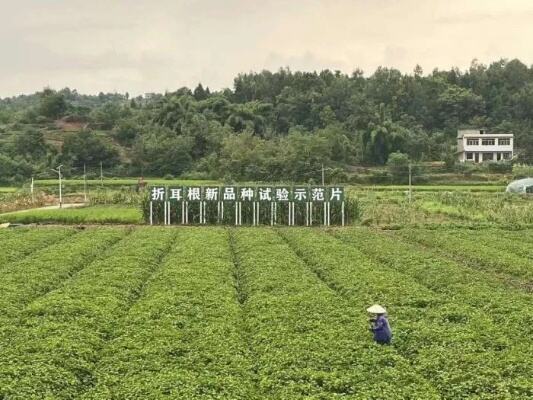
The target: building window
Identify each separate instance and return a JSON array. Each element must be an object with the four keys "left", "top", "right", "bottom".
[
  {"left": 482, "top": 153, "right": 494, "bottom": 161},
  {"left": 503, "top": 152, "right": 511, "bottom": 160},
  {"left": 482, "top": 139, "right": 495, "bottom": 146},
  {"left": 499, "top": 138, "right": 510, "bottom": 146},
  {"left": 467, "top": 139, "right": 479, "bottom": 146},
  {"left": 466, "top": 152, "right": 473, "bottom": 160}
]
